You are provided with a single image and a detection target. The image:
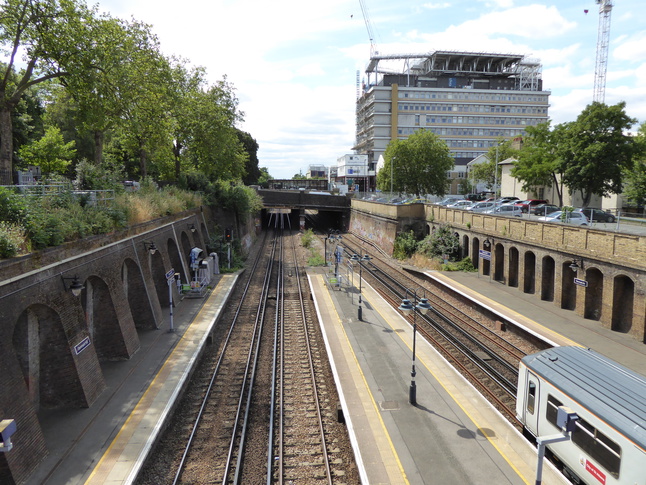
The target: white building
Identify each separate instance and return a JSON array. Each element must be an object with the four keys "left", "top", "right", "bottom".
[{"left": 334, "top": 154, "right": 371, "bottom": 192}]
